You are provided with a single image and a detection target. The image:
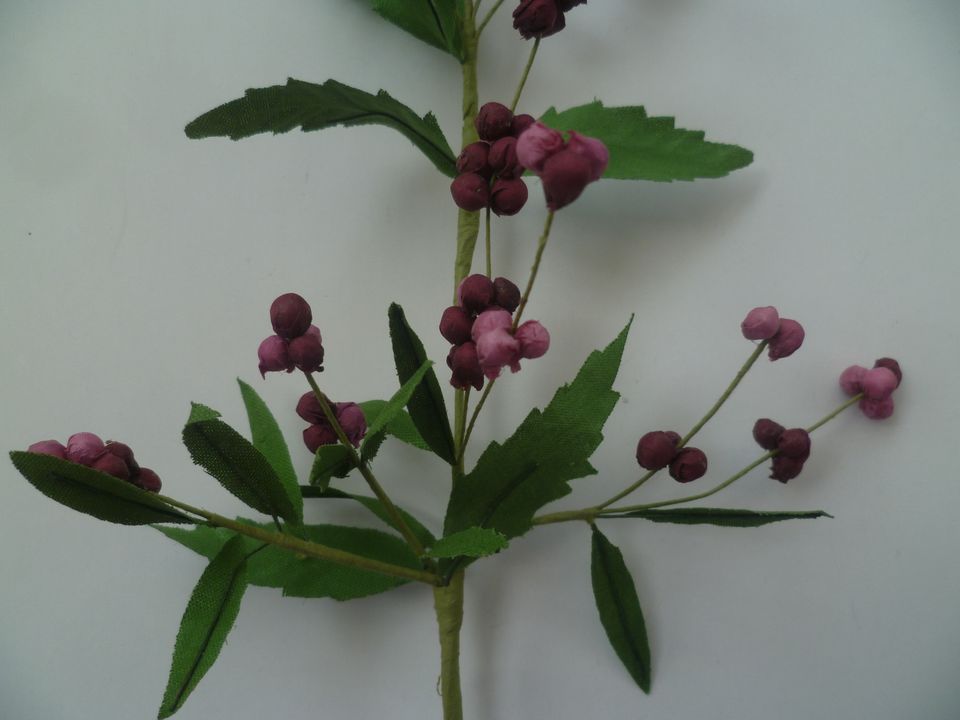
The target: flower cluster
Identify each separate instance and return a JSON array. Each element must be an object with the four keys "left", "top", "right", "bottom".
[
  {"left": 516, "top": 123, "right": 608, "bottom": 210},
  {"left": 258, "top": 293, "right": 325, "bottom": 377},
  {"left": 753, "top": 419, "right": 812, "bottom": 482},
  {"left": 441, "top": 274, "right": 549, "bottom": 390},
  {"left": 296, "top": 393, "right": 367, "bottom": 453},
  {"left": 513, "top": 0, "right": 587, "bottom": 40},
  {"left": 451, "top": 102, "right": 533, "bottom": 216},
  {"left": 839, "top": 358, "right": 903, "bottom": 420},
  {"left": 740, "top": 305, "right": 805, "bottom": 360},
  {"left": 28, "top": 433, "right": 162, "bottom": 492},
  {"left": 635, "top": 431, "right": 708, "bottom": 483}
]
